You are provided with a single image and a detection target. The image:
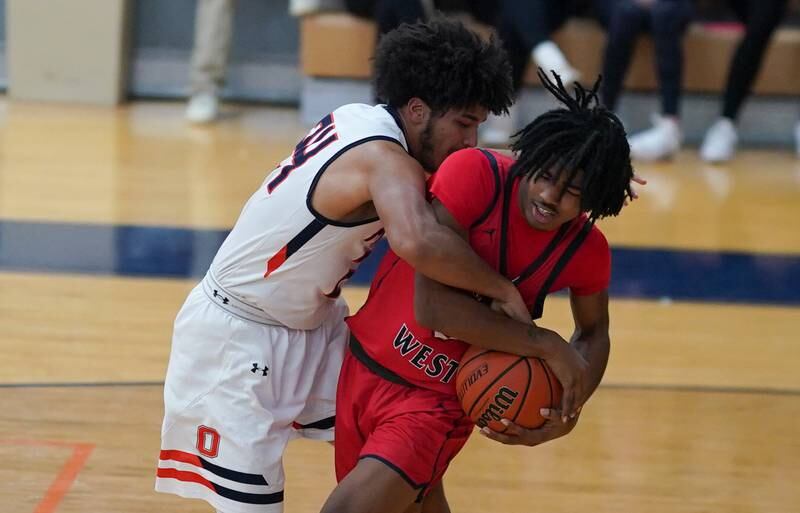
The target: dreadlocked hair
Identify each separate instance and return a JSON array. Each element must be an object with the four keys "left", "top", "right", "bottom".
[
  {"left": 373, "top": 16, "right": 513, "bottom": 116},
  {"left": 510, "top": 68, "right": 634, "bottom": 220}
]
